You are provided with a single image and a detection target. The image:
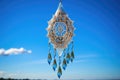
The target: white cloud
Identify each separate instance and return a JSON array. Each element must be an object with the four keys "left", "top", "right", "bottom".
[
  {"left": 0, "top": 71, "right": 6, "bottom": 77},
  {"left": 0, "top": 71, "right": 55, "bottom": 79},
  {"left": 0, "top": 48, "right": 32, "bottom": 56}
]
